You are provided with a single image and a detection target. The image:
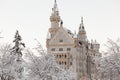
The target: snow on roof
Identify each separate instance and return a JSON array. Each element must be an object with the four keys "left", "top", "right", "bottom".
[{"left": 63, "top": 27, "right": 75, "bottom": 38}]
